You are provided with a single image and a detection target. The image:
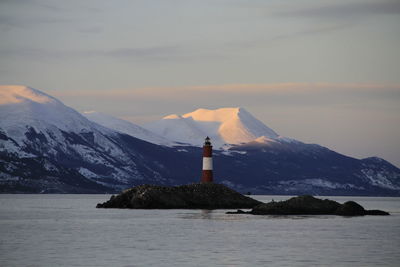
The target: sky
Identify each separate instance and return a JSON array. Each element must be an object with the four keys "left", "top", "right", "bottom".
[{"left": 1, "top": 0, "right": 400, "bottom": 166}]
